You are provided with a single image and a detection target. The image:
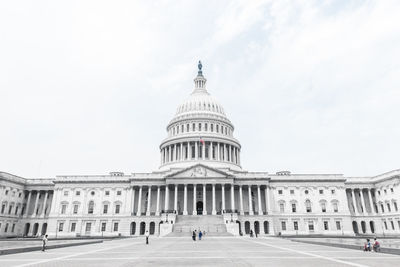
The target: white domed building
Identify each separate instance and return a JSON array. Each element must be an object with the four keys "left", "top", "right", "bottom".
[{"left": 1, "top": 62, "right": 400, "bottom": 238}]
